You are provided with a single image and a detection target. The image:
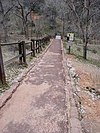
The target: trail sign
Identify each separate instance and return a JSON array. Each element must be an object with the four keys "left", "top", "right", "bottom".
[
  {"left": 67, "top": 33, "right": 74, "bottom": 54},
  {"left": 56, "top": 35, "right": 61, "bottom": 40},
  {"left": 67, "top": 33, "right": 74, "bottom": 41}
]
